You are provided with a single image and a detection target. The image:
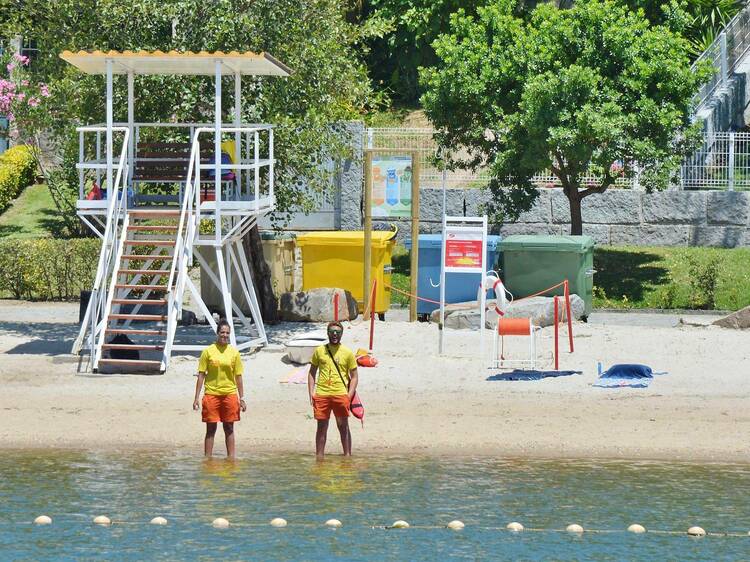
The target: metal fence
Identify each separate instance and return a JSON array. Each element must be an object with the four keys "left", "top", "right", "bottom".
[
  {"left": 366, "top": 127, "right": 750, "bottom": 191},
  {"left": 364, "top": 127, "right": 637, "bottom": 190},
  {"left": 693, "top": 3, "right": 750, "bottom": 109},
  {"left": 681, "top": 131, "right": 750, "bottom": 190}
]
